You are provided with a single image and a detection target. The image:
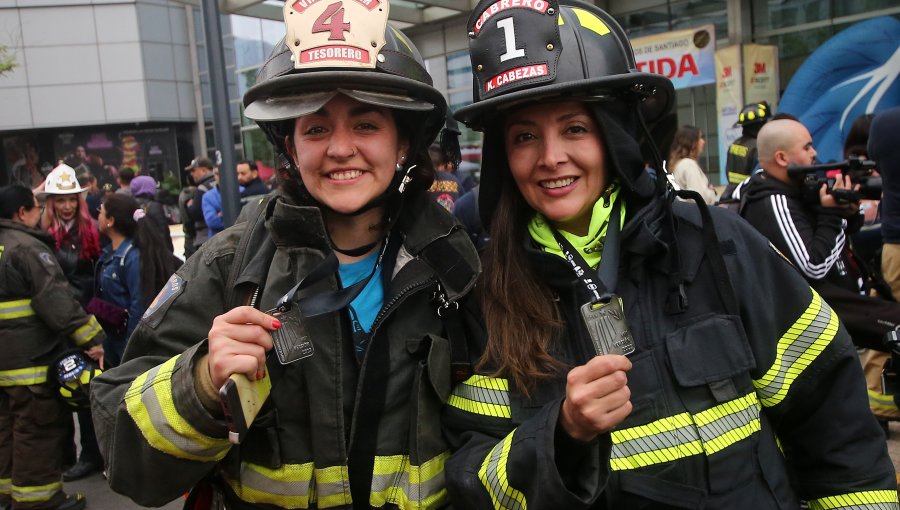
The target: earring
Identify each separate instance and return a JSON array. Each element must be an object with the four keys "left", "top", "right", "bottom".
[{"left": 106, "top": 223, "right": 111, "bottom": 227}]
